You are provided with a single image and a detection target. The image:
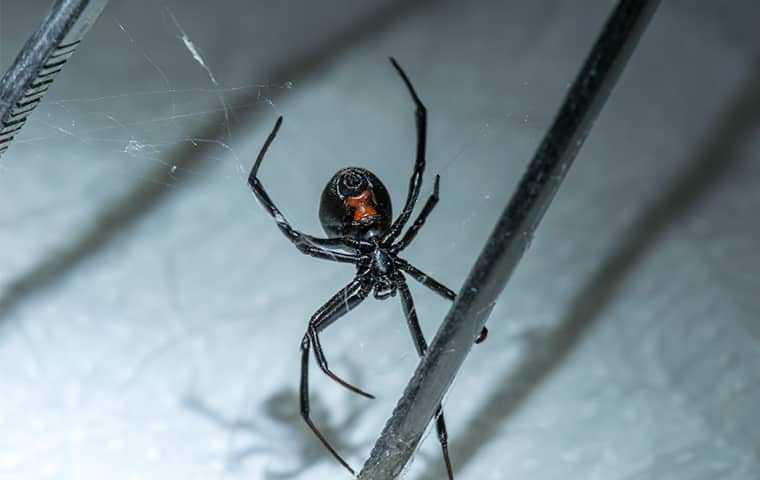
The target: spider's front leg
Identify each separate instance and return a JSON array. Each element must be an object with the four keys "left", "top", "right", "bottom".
[
  {"left": 300, "top": 279, "right": 372, "bottom": 475},
  {"left": 396, "top": 258, "right": 488, "bottom": 344},
  {"left": 248, "top": 116, "right": 358, "bottom": 263},
  {"left": 395, "top": 274, "right": 455, "bottom": 479}
]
